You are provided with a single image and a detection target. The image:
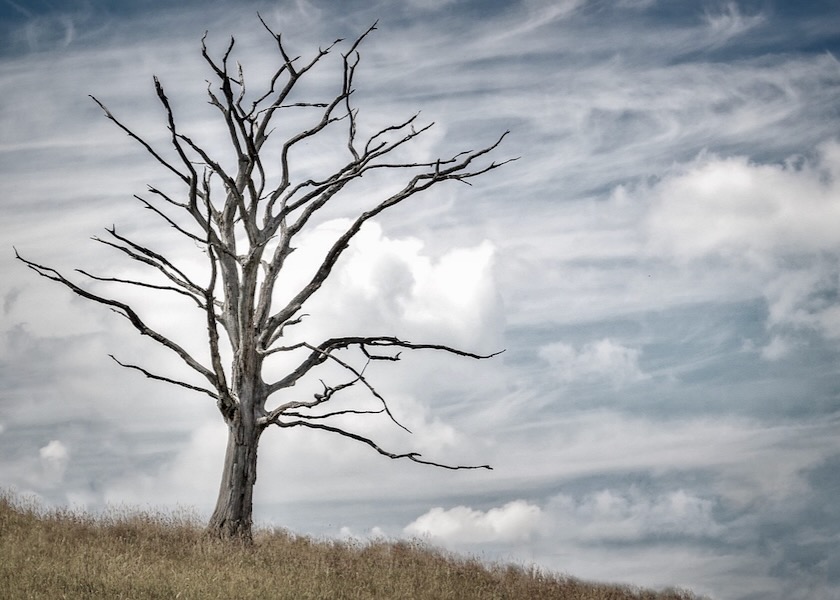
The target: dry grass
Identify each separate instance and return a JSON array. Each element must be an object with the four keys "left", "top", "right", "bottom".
[{"left": 0, "top": 492, "right": 699, "bottom": 599}]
